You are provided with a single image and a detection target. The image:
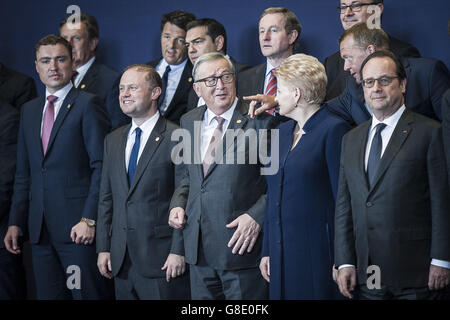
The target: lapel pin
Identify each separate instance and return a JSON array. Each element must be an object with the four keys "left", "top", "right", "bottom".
[
  {"left": 155, "top": 137, "right": 160, "bottom": 142},
  {"left": 188, "top": 77, "right": 193, "bottom": 83},
  {"left": 67, "top": 104, "right": 71, "bottom": 109},
  {"left": 81, "top": 84, "right": 86, "bottom": 89},
  {"left": 236, "top": 119, "right": 242, "bottom": 124}
]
